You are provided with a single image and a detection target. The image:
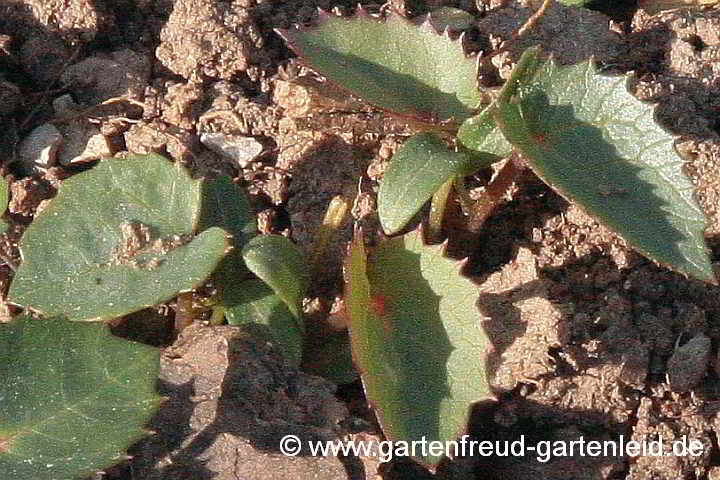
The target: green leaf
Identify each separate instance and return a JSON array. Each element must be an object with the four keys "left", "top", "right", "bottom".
[
  {"left": 241, "top": 235, "right": 310, "bottom": 321},
  {"left": 0, "top": 315, "right": 162, "bottom": 479},
  {"left": 198, "top": 175, "right": 257, "bottom": 295},
  {"left": 0, "top": 175, "right": 9, "bottom": 213},
  {"left": 457, "top": 48, "right": 540, "bottom": 158},
  {"left": 457, "top": 105, "right": 513, "bottom": 158},
  {"left": 9, "top": 154, "right": 230, "bottom": 320},
  {"left": 494, "top": 56, "right": 715, "bottom": 282},
  {"left": 345, "top": 230, "right": 491, "bottom": 465},
  {"left": 224, "top": 279, "right": 303, "bottom": 367},
  {"left": 277, "top": 9, "right": 484, "bottom": 123},
  {"left": 378, "top": 133, "right": 494, "bottom": 235},
  {"left": 0, "top": 175, "right": 9, "bottom": 235},
  {"left": 557, "top": 0, "right": 593, "bottom": 5},
  {"left": 198, "top": 175, "right": 256, "bottom": 250}
]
